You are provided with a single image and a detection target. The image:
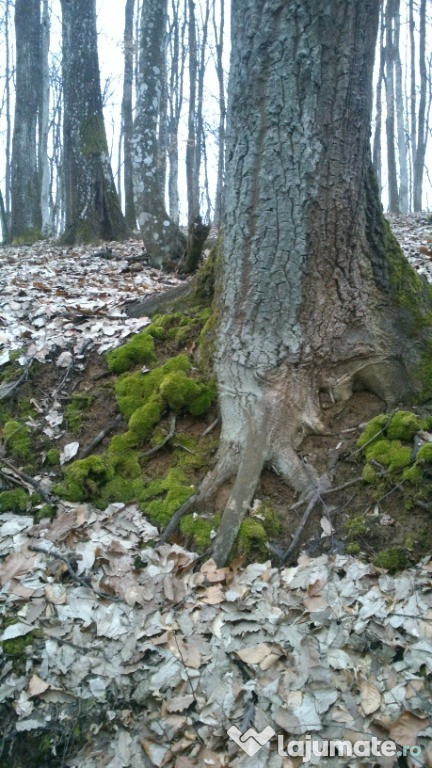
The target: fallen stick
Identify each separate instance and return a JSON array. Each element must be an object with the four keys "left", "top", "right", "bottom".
[
  {"left": 0, "top": 458, "right": 53, "bottom": 504},
  {"left": 28, "top": 544, "right": 122, "bottom": 602},
  {"left": 142, "top": 415, "right": 176, "bottom": 457},
  {"left": 79, "top": 413, "right": 123, "bottom": 459}
]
